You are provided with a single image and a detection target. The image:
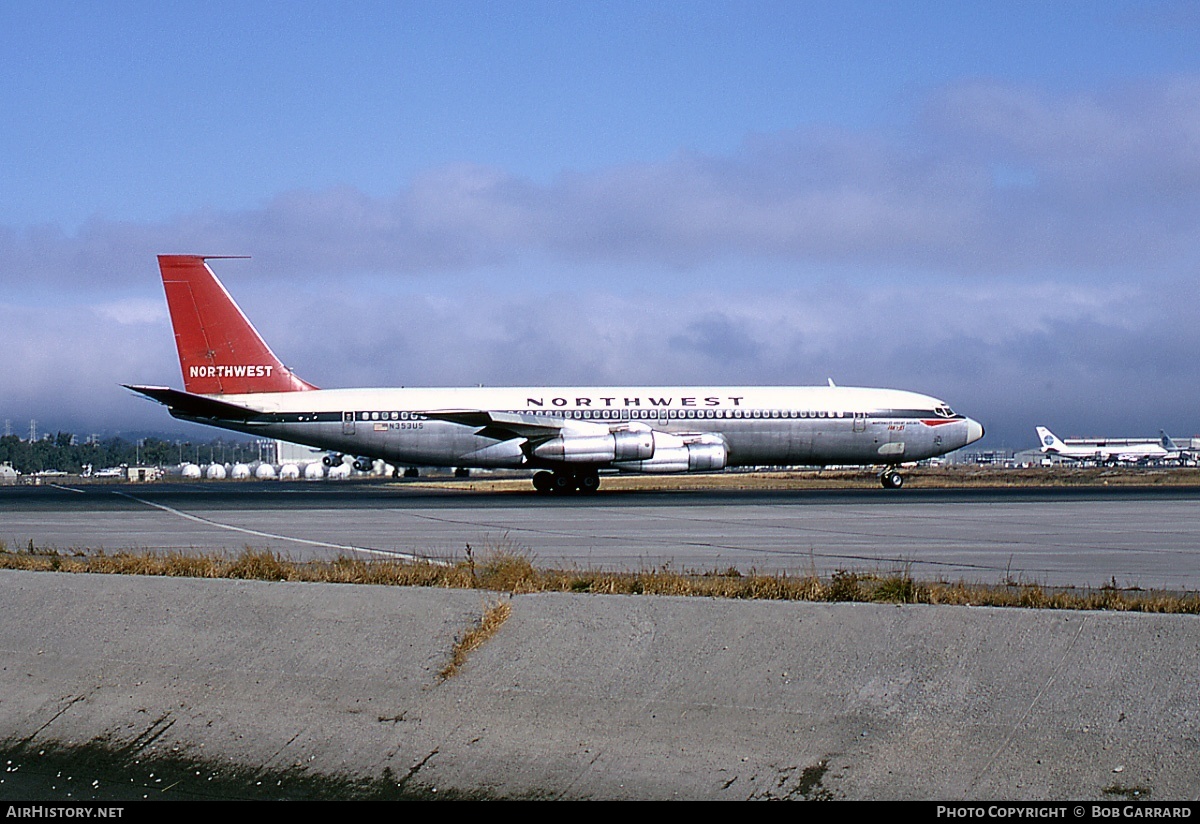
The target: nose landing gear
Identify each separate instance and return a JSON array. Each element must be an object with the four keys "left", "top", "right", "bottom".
[{"left": 879, "top": 469, "right": 904, "bottom": 489}]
